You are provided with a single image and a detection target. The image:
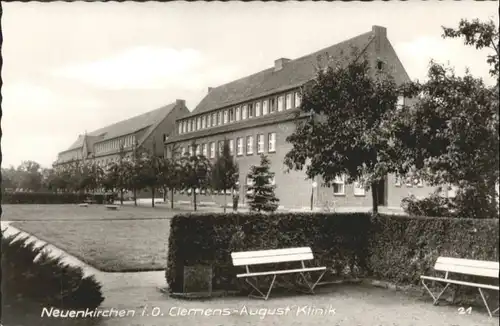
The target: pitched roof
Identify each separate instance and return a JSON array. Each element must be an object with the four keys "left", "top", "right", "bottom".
[
  {"left": 61, "top": 103, "right": 177, "bottom": 153},
  {"left": 190, "top": 31, "right": 374, "bottom": 117}
]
